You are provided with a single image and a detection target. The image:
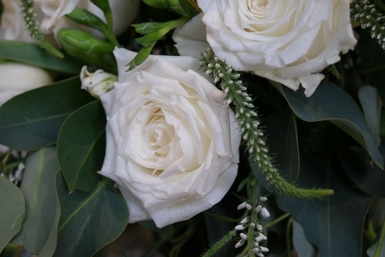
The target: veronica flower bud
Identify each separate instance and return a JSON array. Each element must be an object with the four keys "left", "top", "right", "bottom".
[
  {"left": 235, "top": 224, "right": 245, "bottom": 231},
  {"left": 260, "top": 207, "right": 270, "bottom": 219},
  {"left": 80, "top": 66, "right": 117, "bottom": 97}
]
